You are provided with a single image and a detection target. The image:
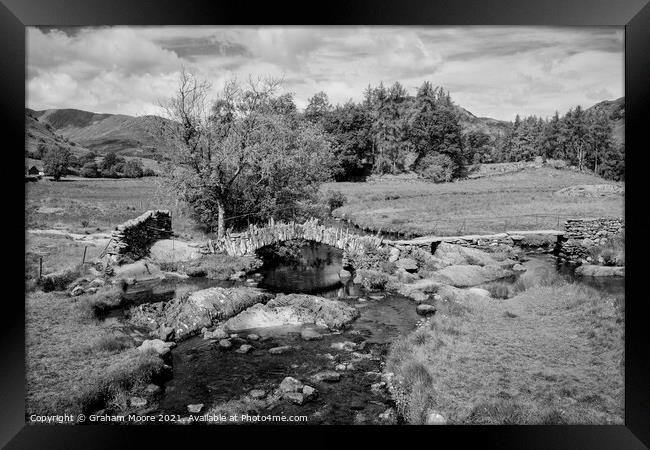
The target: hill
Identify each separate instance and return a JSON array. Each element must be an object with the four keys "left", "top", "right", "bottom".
[
  {"left": 25, "top": 109, "right": 91, "bottom": 164},
  {"left": 454, "top": 105, "right": 510, "bottom": 138},
  {"left": 29, "top": 108, "right": 173, "bottom": 159},
  {"left": 27, "top": 97, "right": 624, "bottom": 165},
  {"left": 586, "top": 97, "right": 625, "bottom": 145}
]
